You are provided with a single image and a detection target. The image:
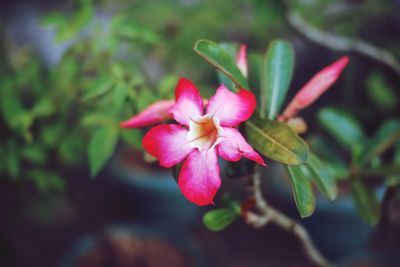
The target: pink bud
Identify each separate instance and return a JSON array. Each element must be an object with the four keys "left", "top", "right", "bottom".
[
  {"left": 280, "top": 56, "right": 349, "bottom": 120},
  {"left": 236, "top": 44, "right": 248, "bottom": 78}
]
